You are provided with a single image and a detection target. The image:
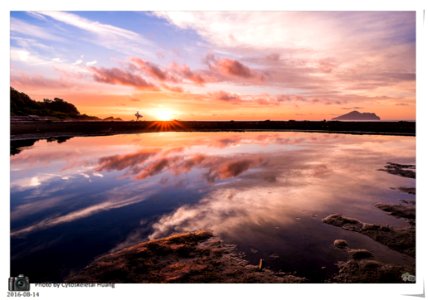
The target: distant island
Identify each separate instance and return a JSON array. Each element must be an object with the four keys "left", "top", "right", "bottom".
[{"left": 332, "top": 110, "right": 380, "bottom": 121}]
